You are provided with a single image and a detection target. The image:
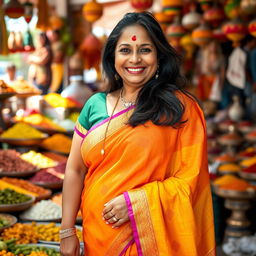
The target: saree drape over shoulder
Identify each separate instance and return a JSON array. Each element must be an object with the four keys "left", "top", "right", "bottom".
[{"left": 75, "top": 92, "right": 216, "bottom": 256}]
